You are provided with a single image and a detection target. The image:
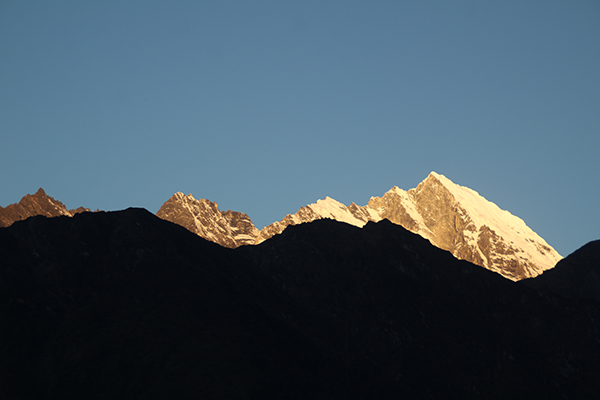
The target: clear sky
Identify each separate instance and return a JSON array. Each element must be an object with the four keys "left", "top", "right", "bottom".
[{"left": 1, "top": 1, "right": 598, "bottom": 257}]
